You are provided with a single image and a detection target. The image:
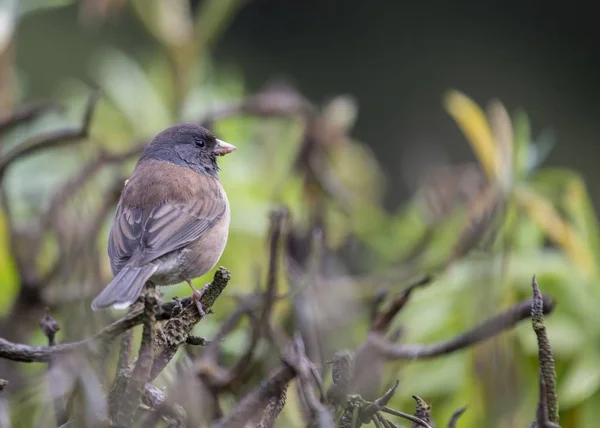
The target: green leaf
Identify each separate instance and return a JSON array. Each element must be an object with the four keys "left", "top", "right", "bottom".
[{"left": 559, "top": 352, "right": 600, "bottom": 408}]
